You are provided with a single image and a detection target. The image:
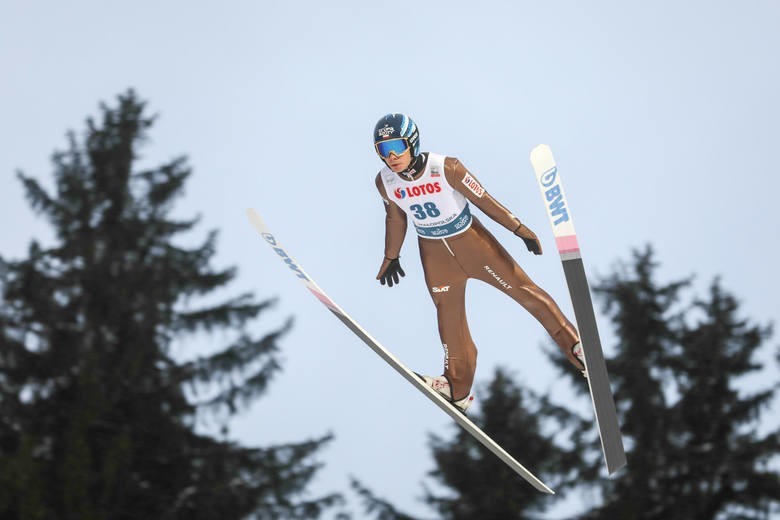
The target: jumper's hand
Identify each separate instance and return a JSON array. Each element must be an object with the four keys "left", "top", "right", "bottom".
[
  {"left": 376, "top": 257, "right": 405, "bottom": 287},
  {"left": 514, "top": 223, "right": 543, "bottom": 255}
]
